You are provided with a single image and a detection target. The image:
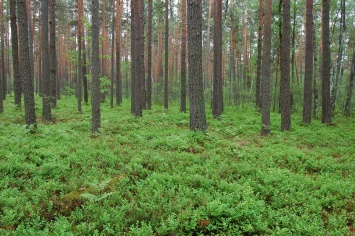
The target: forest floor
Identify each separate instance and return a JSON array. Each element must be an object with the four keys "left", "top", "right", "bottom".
[{"left": 1, "top": 95, "right": 355, "bottom": 235}]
